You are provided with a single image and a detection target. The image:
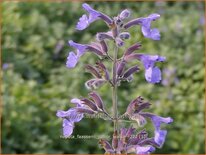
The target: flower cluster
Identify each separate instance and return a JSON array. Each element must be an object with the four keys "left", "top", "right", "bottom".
[{"left": 57, "top": 3, "right": 173, "bottom": 154}]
